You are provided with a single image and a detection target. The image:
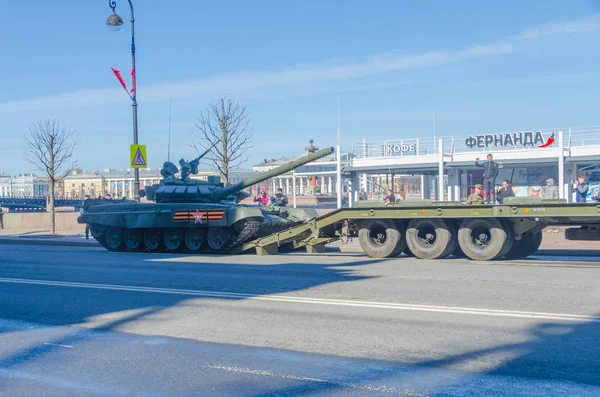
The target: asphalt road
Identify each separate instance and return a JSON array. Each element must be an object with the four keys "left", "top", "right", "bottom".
[{"left": 0, "top": 244, "right": 599, "bottom": 396}]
